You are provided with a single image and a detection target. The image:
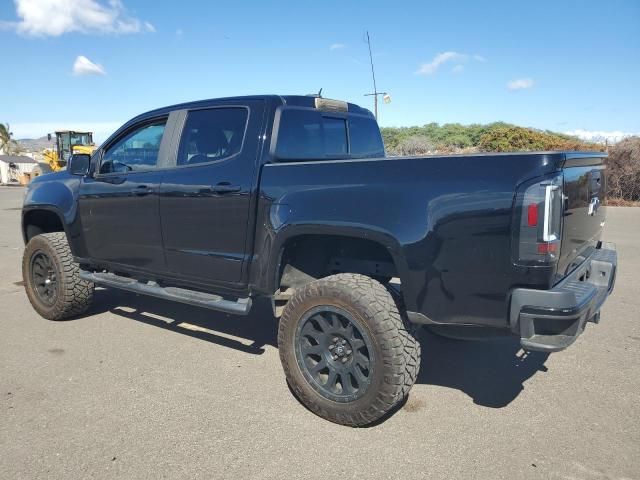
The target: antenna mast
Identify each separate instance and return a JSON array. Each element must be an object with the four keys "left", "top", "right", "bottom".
[{"left": 364, "top": 31, "right": 389, "bottom": 120}]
